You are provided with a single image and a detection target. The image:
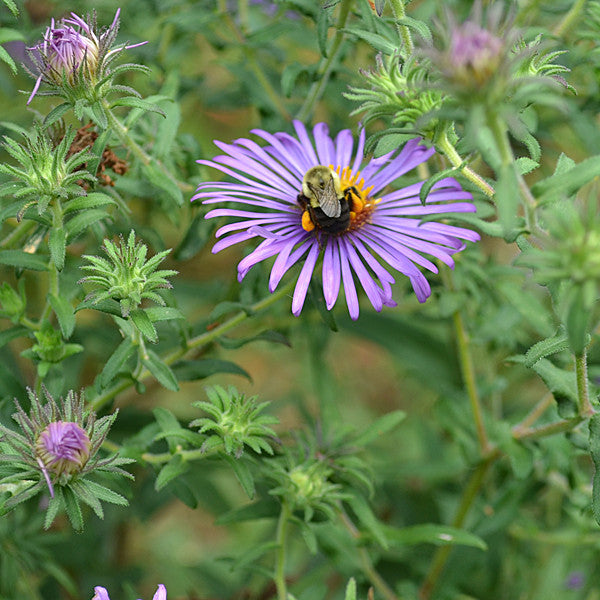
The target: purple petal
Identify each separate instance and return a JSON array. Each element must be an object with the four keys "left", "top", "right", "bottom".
[
  {"left": 313, "top": 122, "right": 335, "bottom": 166},
  {"left": 293, "top": 120, "right": 319, "bottom": 166},
  {"left": 269, "top": 235, "right": 313, "bottom": 291},
  {"left": 152, "top": 584, "right": 167, "bottom": 600},
  {"left": 340, "top": 246, "right": 360, "bottom": 320},
  {"left": 322, "top": 238, "right": 341, "bottom": 309},
  {"left": 292, "top": 243, "right": 320, "bottom": 316},
  {"left": 335, "top": 129, "right": 354, "bottom": 170},
  {"left": 340, "top": 237, "right": 383, "bottom": 311},
  {"left": 92, "top": 587, "right": 111, "bottom": 600}
]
